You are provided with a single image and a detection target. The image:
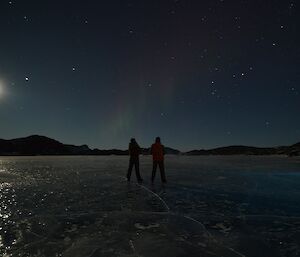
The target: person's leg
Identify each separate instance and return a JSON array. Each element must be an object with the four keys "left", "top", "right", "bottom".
[
  {"left": 135, "top": 159, "right": 143, "bottom": 182},
  {"left": 151, "top": 161, "right": 158, "bottom": 183},
  {"left": 127, "top": 159, "right": 134, "bottom": 181},
  {"left": 159, "top": 161, "right": 167, "bottom": 183}
]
